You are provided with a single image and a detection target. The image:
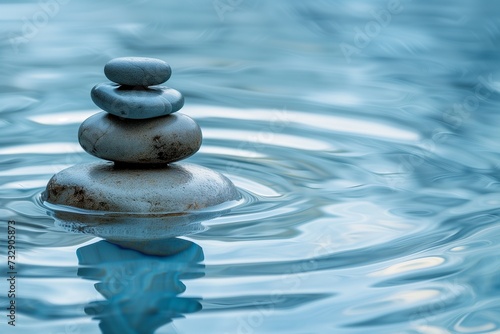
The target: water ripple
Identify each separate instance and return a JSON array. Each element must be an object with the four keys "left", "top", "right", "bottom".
[{"left": 2, "top": 1, "right": 500, "bottom": 333}]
